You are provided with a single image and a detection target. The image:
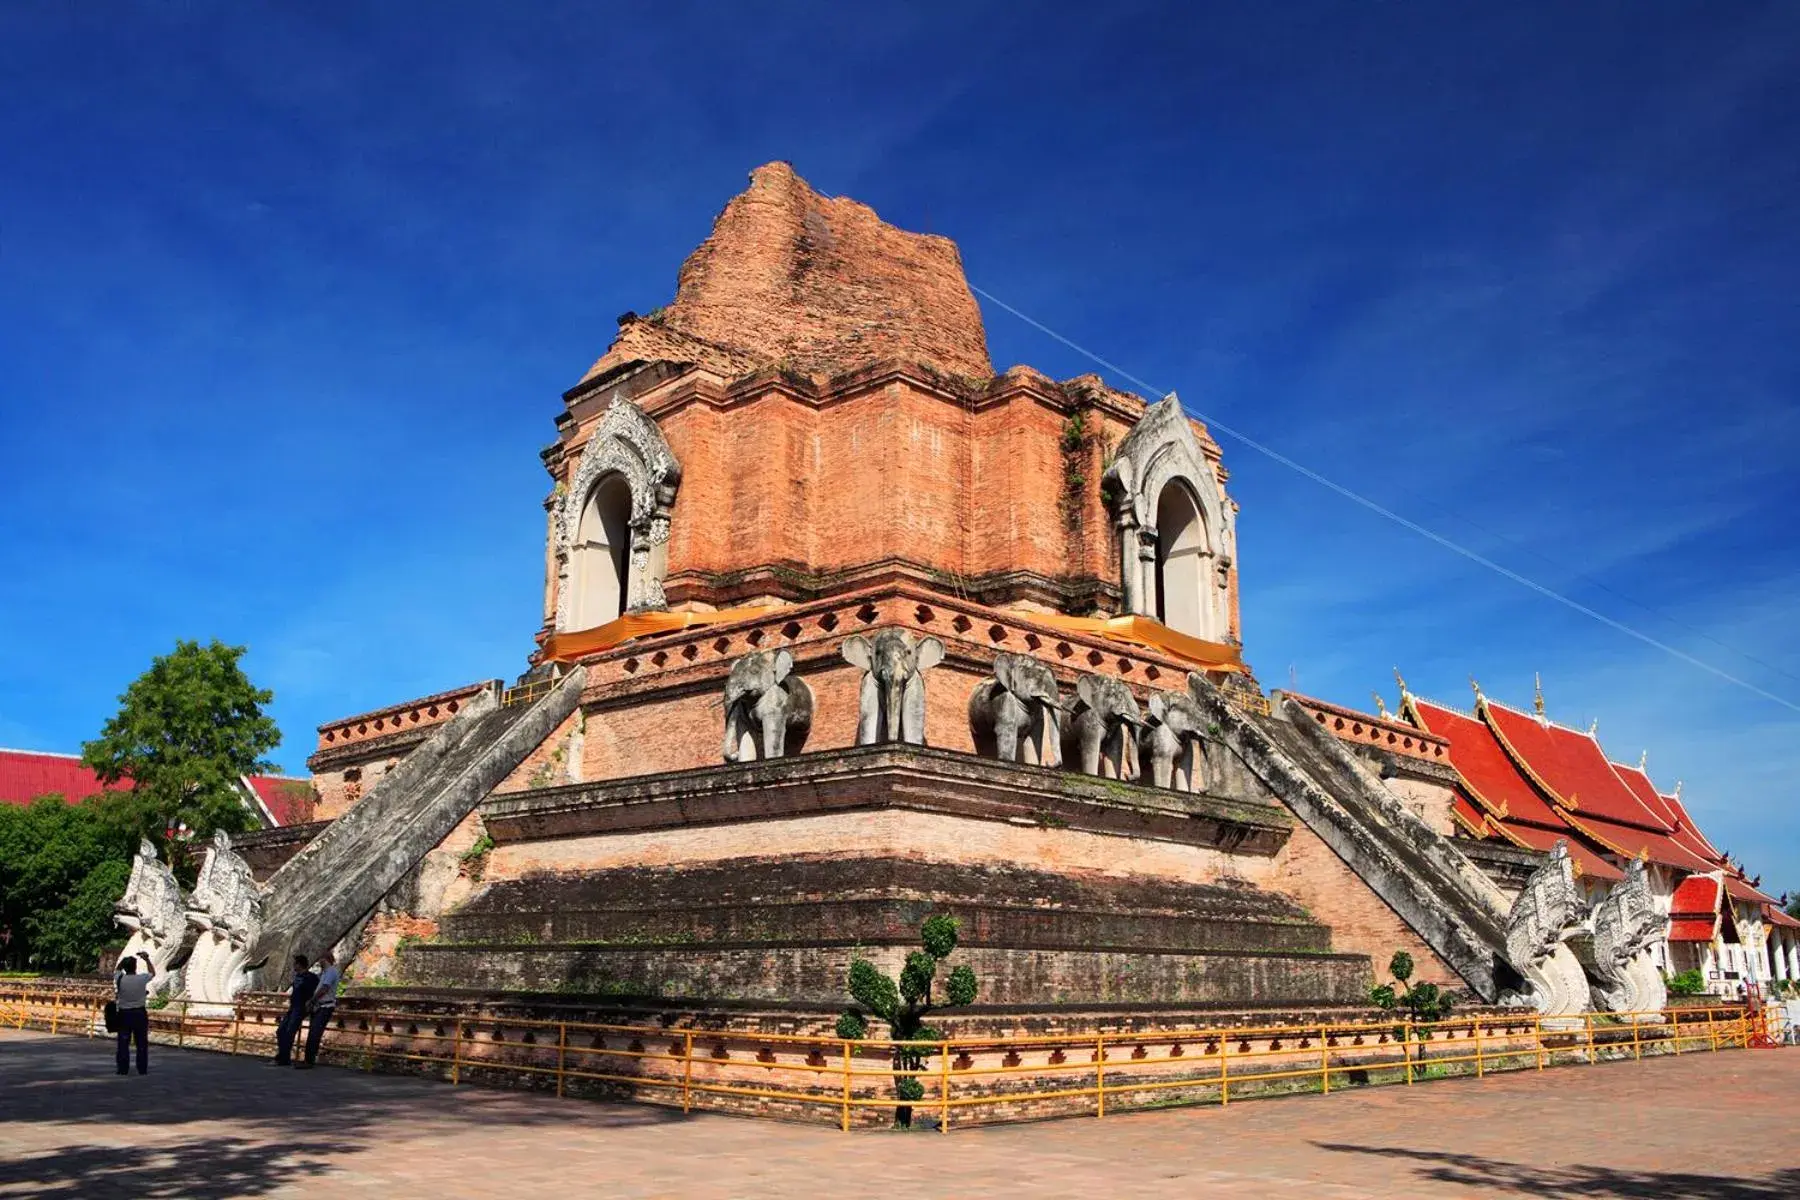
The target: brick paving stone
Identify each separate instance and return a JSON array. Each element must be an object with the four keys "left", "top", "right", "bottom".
[{"left": 2, "top": 1029, "right": 1796, "bottom": 1198}]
